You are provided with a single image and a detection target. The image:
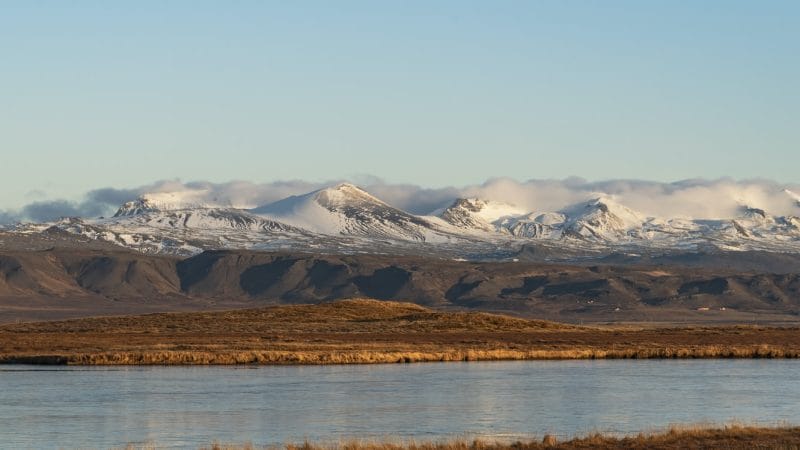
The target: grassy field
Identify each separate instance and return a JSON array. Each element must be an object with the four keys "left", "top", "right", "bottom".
[{"left": 3, "top": 299, "right": 800, "bottom": 365}]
